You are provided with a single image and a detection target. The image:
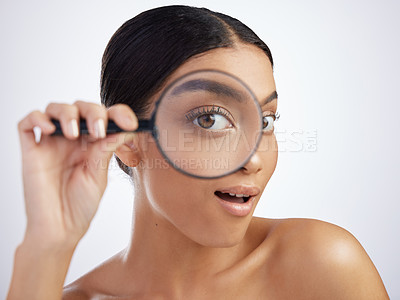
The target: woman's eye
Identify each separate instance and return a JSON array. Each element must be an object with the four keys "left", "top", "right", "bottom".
[
  {"left": 263, "top": 115, "right": 275, "bottom": 132},
  {"left": 193, "top": 113, "right": 232, "bottom": 130}
]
